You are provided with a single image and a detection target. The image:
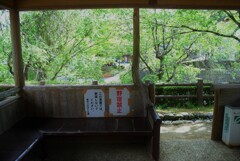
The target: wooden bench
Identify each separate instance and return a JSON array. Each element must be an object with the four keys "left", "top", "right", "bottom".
[
  {"left": 0, "top": 84, "right": 161, "bottom": 161},
  {"left": 0, "top": 106, "right": 161, "bottom": 161}
]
